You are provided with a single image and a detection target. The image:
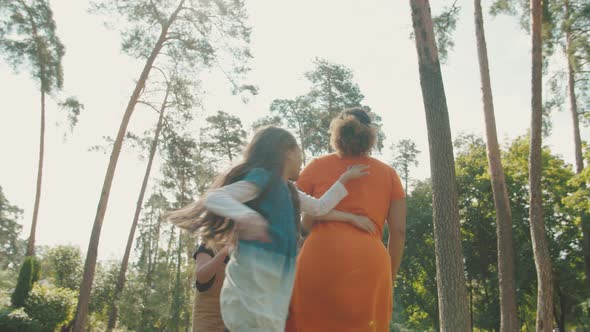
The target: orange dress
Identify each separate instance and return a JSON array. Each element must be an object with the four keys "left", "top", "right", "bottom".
[{"left": 287, "top": 154, "right": 405, "bottom": 332}]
